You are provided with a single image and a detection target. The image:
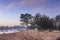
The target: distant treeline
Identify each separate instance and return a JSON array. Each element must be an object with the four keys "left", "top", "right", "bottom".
[{"left": 0, "top": 26, "right": 27, "bottom": 31}]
